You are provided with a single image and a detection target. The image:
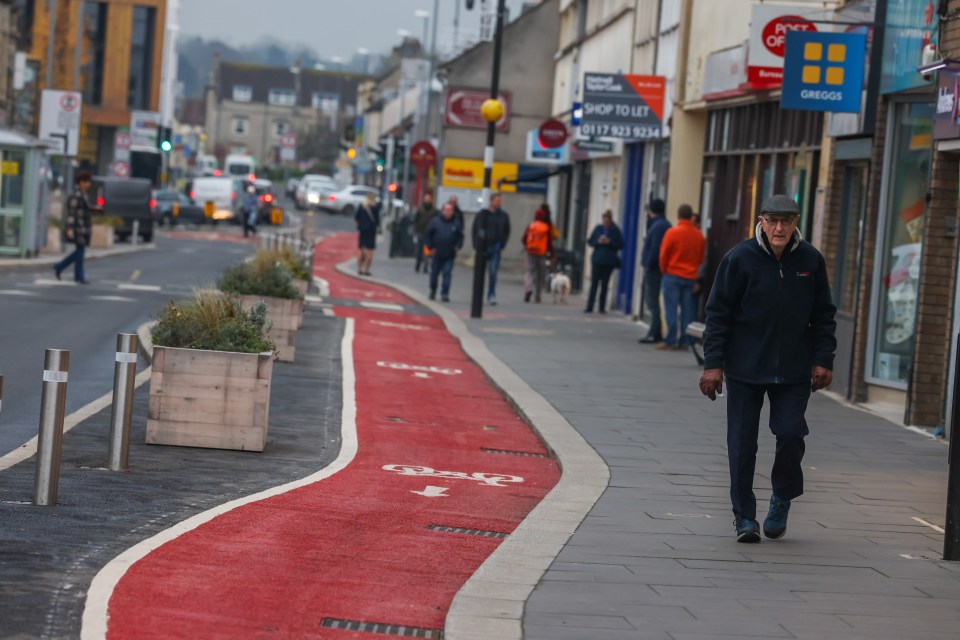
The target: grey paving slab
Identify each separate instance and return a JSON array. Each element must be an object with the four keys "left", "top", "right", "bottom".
[{"left": 370, "top": 254, "right": 960, "bottom": 638}]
